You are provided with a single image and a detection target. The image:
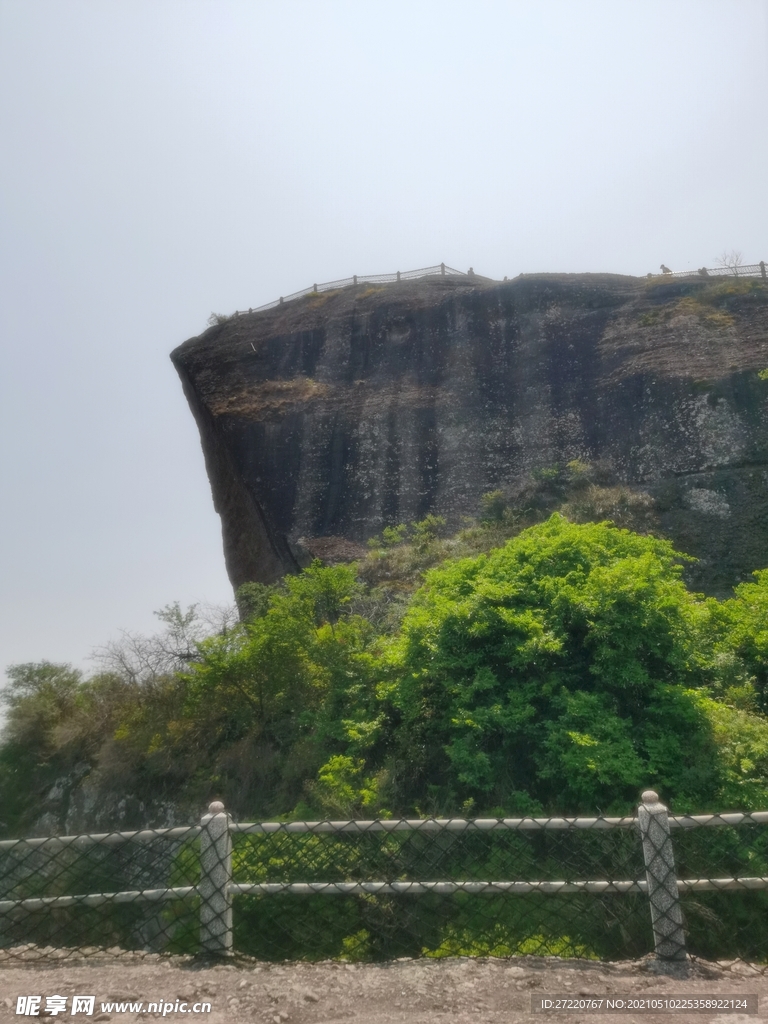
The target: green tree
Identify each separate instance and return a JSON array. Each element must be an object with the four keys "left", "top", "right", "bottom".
[
  {"left": 722, "top": 569, "right": 768, "bottom": 710},
  {"left": 410, "top": 514, "right": 446, "bottom": 552},
  {"left": 385, "top": 514, "right": 763, "bottom": 815},
  {"left": 235, "top": 581, "right": 278, "bottom": 621},
  {"left": 479, "top": 490, "right": 508, "bottom": 524},
  {"left": 0, "top": 663, "right": 137, "bottom": 834},
  {"left": 180, "top": 561, "right": 383, "bottom": 816}
]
